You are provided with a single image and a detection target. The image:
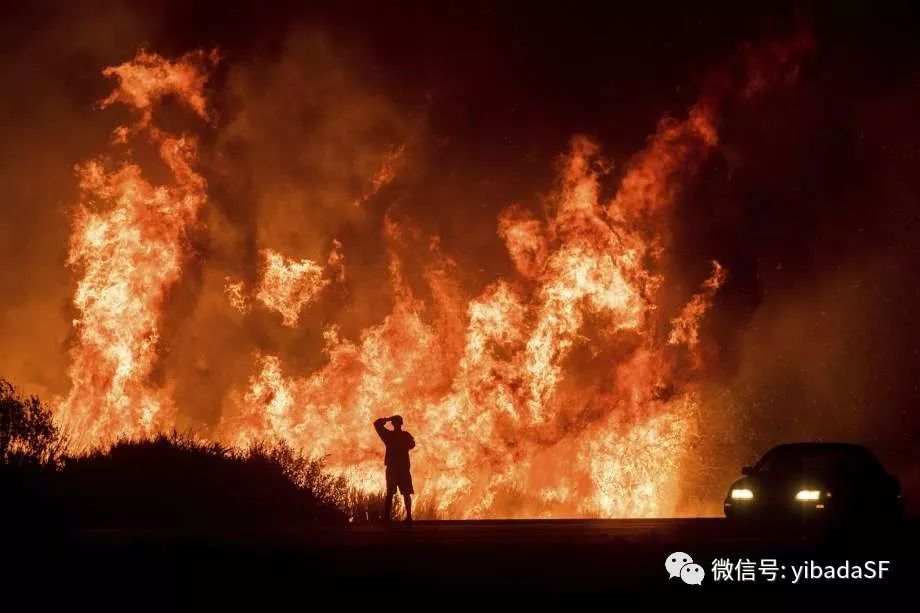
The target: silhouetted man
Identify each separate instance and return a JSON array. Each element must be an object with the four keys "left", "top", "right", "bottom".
[{"left": 373, "top": 415, "right": 416, "bottom": 522}]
